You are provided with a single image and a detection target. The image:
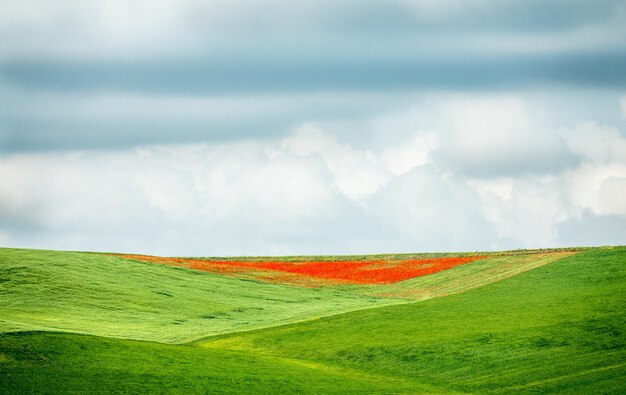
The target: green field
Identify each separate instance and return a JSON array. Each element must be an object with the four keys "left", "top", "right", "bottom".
[
  {"left": 1, "top": 246, "right": 624, "bottom": 393},
  {"left": 0, "top": 248, "right": 407, "bottom": 343}
]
